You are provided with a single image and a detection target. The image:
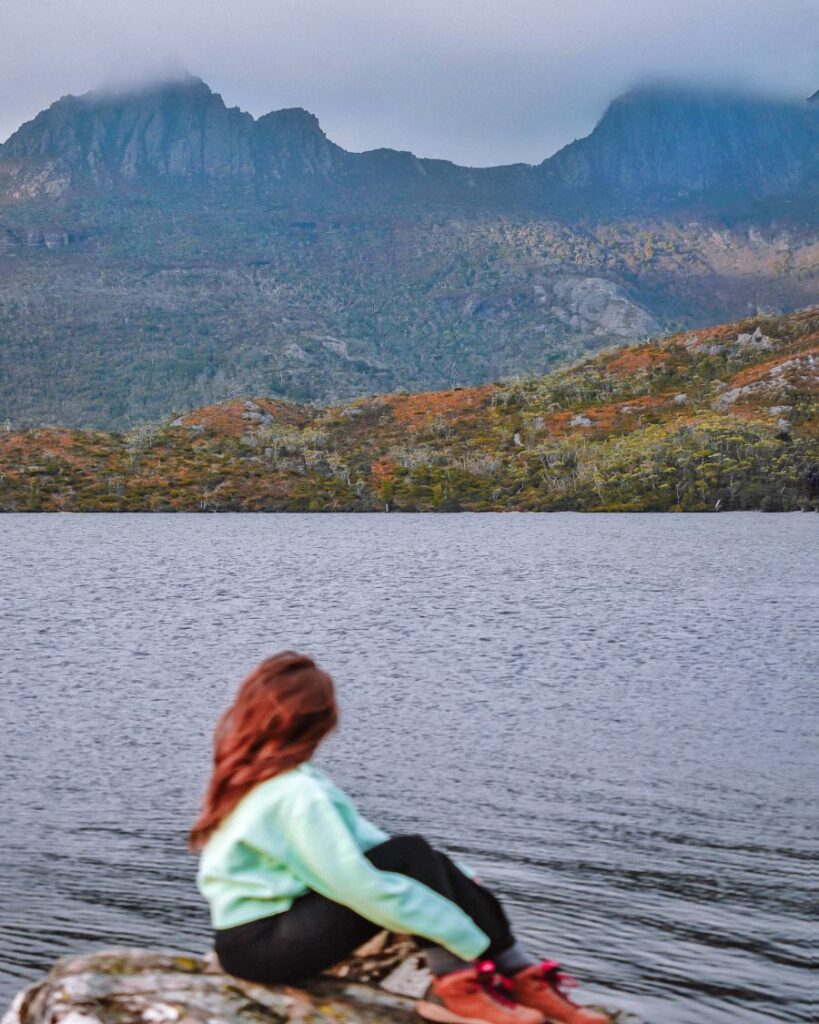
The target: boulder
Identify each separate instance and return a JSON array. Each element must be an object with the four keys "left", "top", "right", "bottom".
[
  {"left": 551, "top": 277, "right": 660, "bottom": 340},
  {"left": 1, "top": 941, "right": 420, "bottom": 1024},
  {"left": 2, "top": 934, "right": 630, "bottom": 1024}
]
